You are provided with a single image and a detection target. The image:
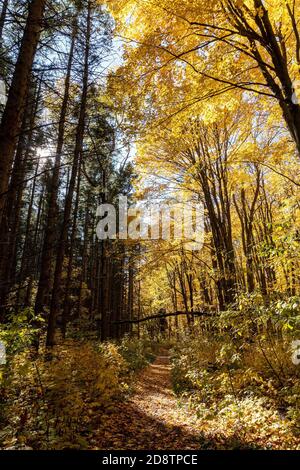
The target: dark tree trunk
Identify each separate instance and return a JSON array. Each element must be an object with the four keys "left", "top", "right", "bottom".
[
  {"left": 35, "top": 18, "right": 77, "bottom": 318},
  {"left": 0, "top": 0, "right": 46, "bottom": 219},
  {"left": 61, "top": 165, "right": 81, "bottom": 338},
  {"left": 46, "top": 3, "right": 91, "bottom": 347},
  {"left": 0, "top": 0, "right": 8, "bottom": 42}
]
